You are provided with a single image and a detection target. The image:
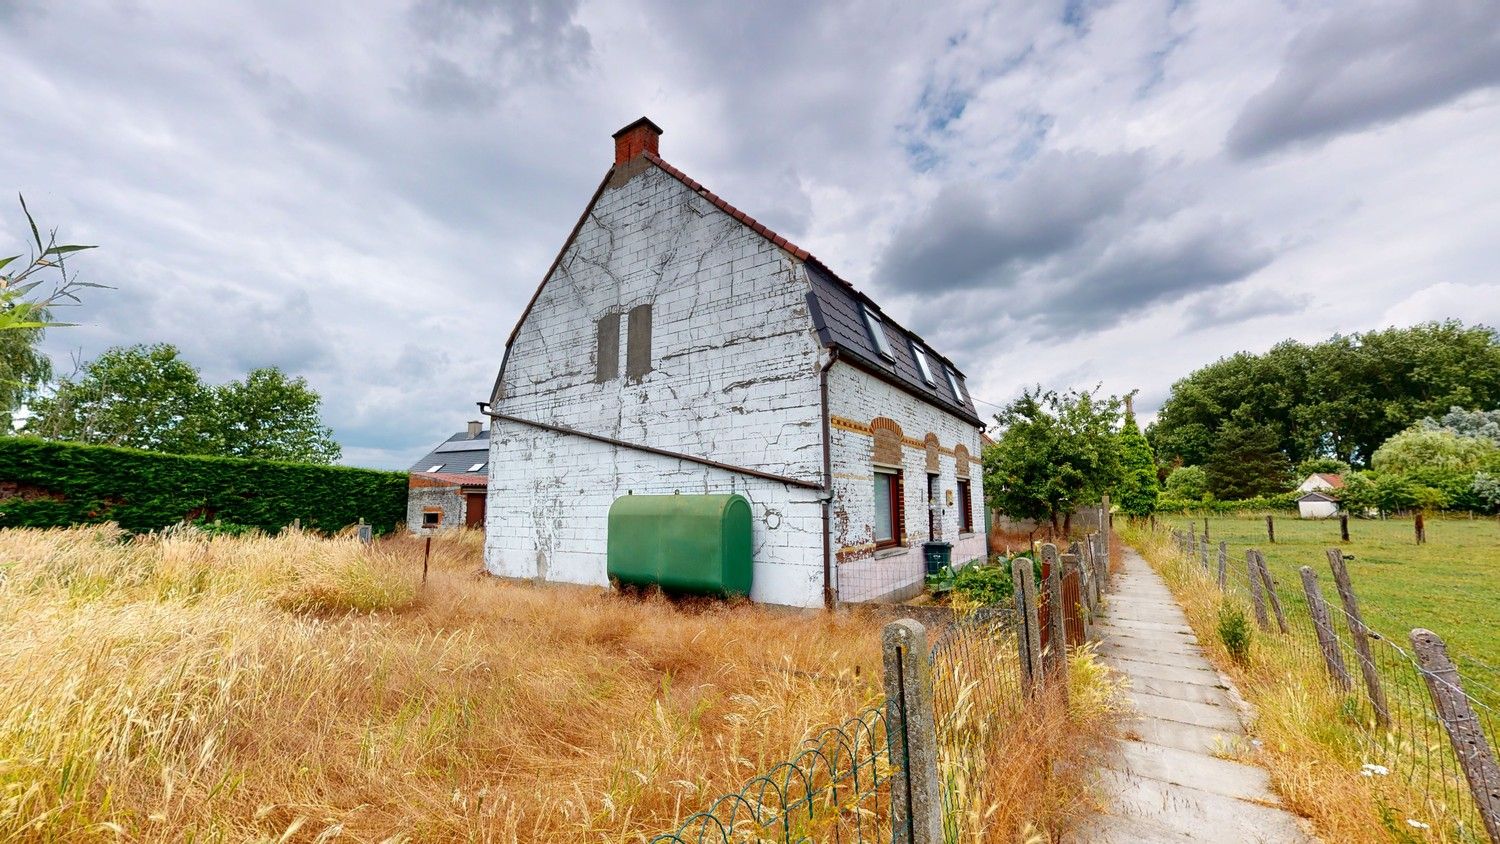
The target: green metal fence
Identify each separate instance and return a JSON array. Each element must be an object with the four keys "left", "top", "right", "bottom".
[{"left": 649, "top": 706, "right": 894, "bottom": 843}]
